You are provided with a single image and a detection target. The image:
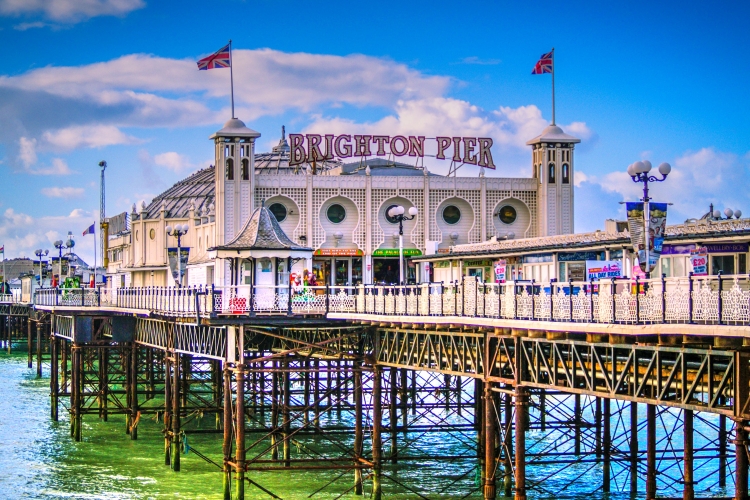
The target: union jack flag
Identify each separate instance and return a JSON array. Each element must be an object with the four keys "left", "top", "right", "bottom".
[
  {"left": 197, "top": 44, "right": 231, "bottom": 70},
  {"left": 531, "top": 50, "right": 553, "bottom": 74}
]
